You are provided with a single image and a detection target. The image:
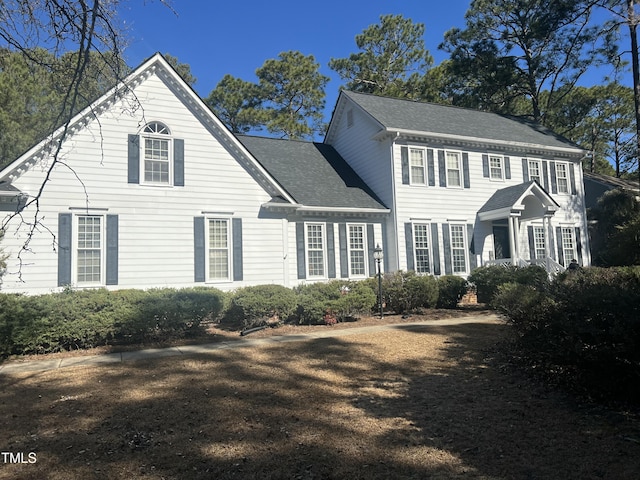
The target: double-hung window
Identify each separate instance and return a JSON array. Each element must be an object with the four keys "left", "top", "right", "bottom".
[
  {"left": 450, "top": 224, "right": 467, "bottom": 274},
  {"left": 561, "top": 227, "right": 576, "bottom": 267},
  {"left": 76, "top": 215, "right": 104, "bottom": 285},
  {"left": 556, "top": 163, "right": 570, "bottom": 194},
  {"left": 409, "top": 148, "right": 426, "bottom": 185},
  {"left": 413, "top": 223, "right": 431, "bottom": 274},
  {"left": 489, "top": 155, "right": 503, "bottom": 180},
  {"left": 208, "top": 218, "right": 231, "bottom": 281},
  {"left": 533, "top": 226, "right": 546, "bottom": 259},
  {"left": 306, "top": 223, "right": 326, "bottom": 278},
  {"left": 528, "top": 160, "right": 542, "bottom": 185},
  {"left": 142, "top": 122, "right": 171, "bottom": 185},
  {"left": 446, "top": 151, "right": 462, "bottom": 187},
  {"left": 348, "top": 224, "right": 367, "bottom": 277}
]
